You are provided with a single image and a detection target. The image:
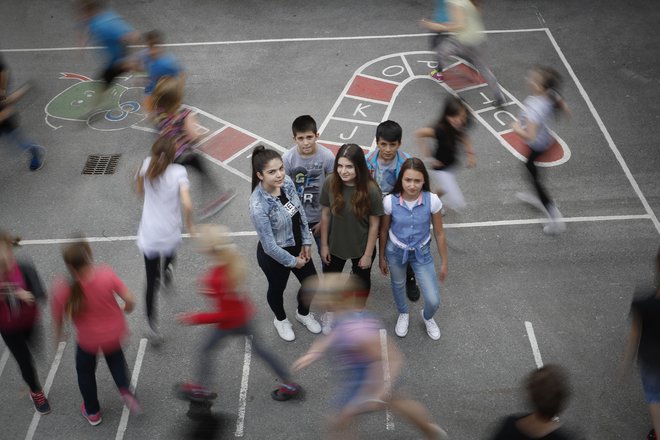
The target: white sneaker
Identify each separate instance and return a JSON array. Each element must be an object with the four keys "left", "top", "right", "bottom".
[
  {"left": 543, "top": 204, "right": 566, "bottom": 235},
  {"left": 321, "top": 312, "right": 334, "bottom": 335},
  {"left": 273, "top": 318, "right": 295, "bottom": 341},
  {"left": 395, "top": 313, "right": 409, "bottom": 337},
  {"left": 295, "top": 311, "right": 322, "bottom": 334},
  {"left": 421, "top": 310, "right": 441, "bottom": 340}
]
